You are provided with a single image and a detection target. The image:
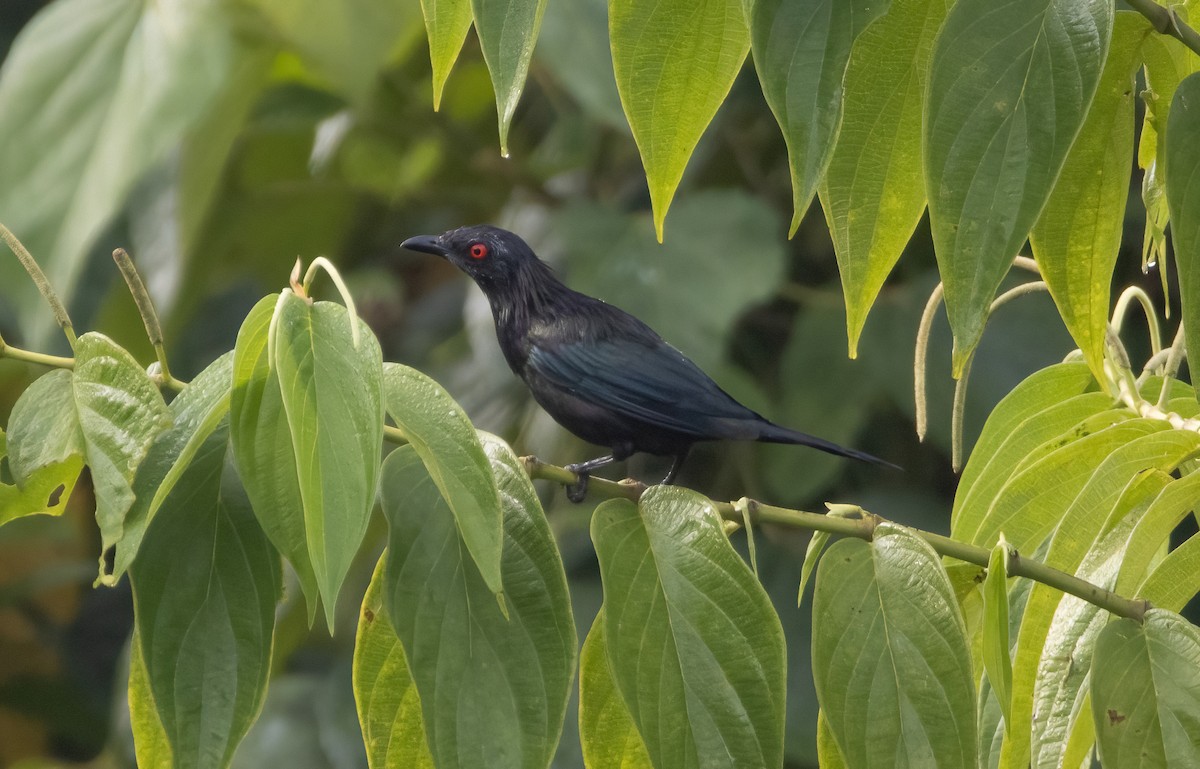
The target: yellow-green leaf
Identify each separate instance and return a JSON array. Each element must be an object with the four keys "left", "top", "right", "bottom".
[
  {"left": 609, "top": 0, "right": 749, "bottom": 240},
  {"left": 578, "top": 611, "right": 653, "bottom": 769},
  {"left": 1165, "top": 71, "right": 1200, "bottom": 399},
  {"left": 421, "top": 0, "right": 473, "bottom": 110},
  {"left": 1029, "top": 13, "right": 1148, "bottom": 382},
  {"left": 819, "top": 0, "right": 951, "bottom": 356}
]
